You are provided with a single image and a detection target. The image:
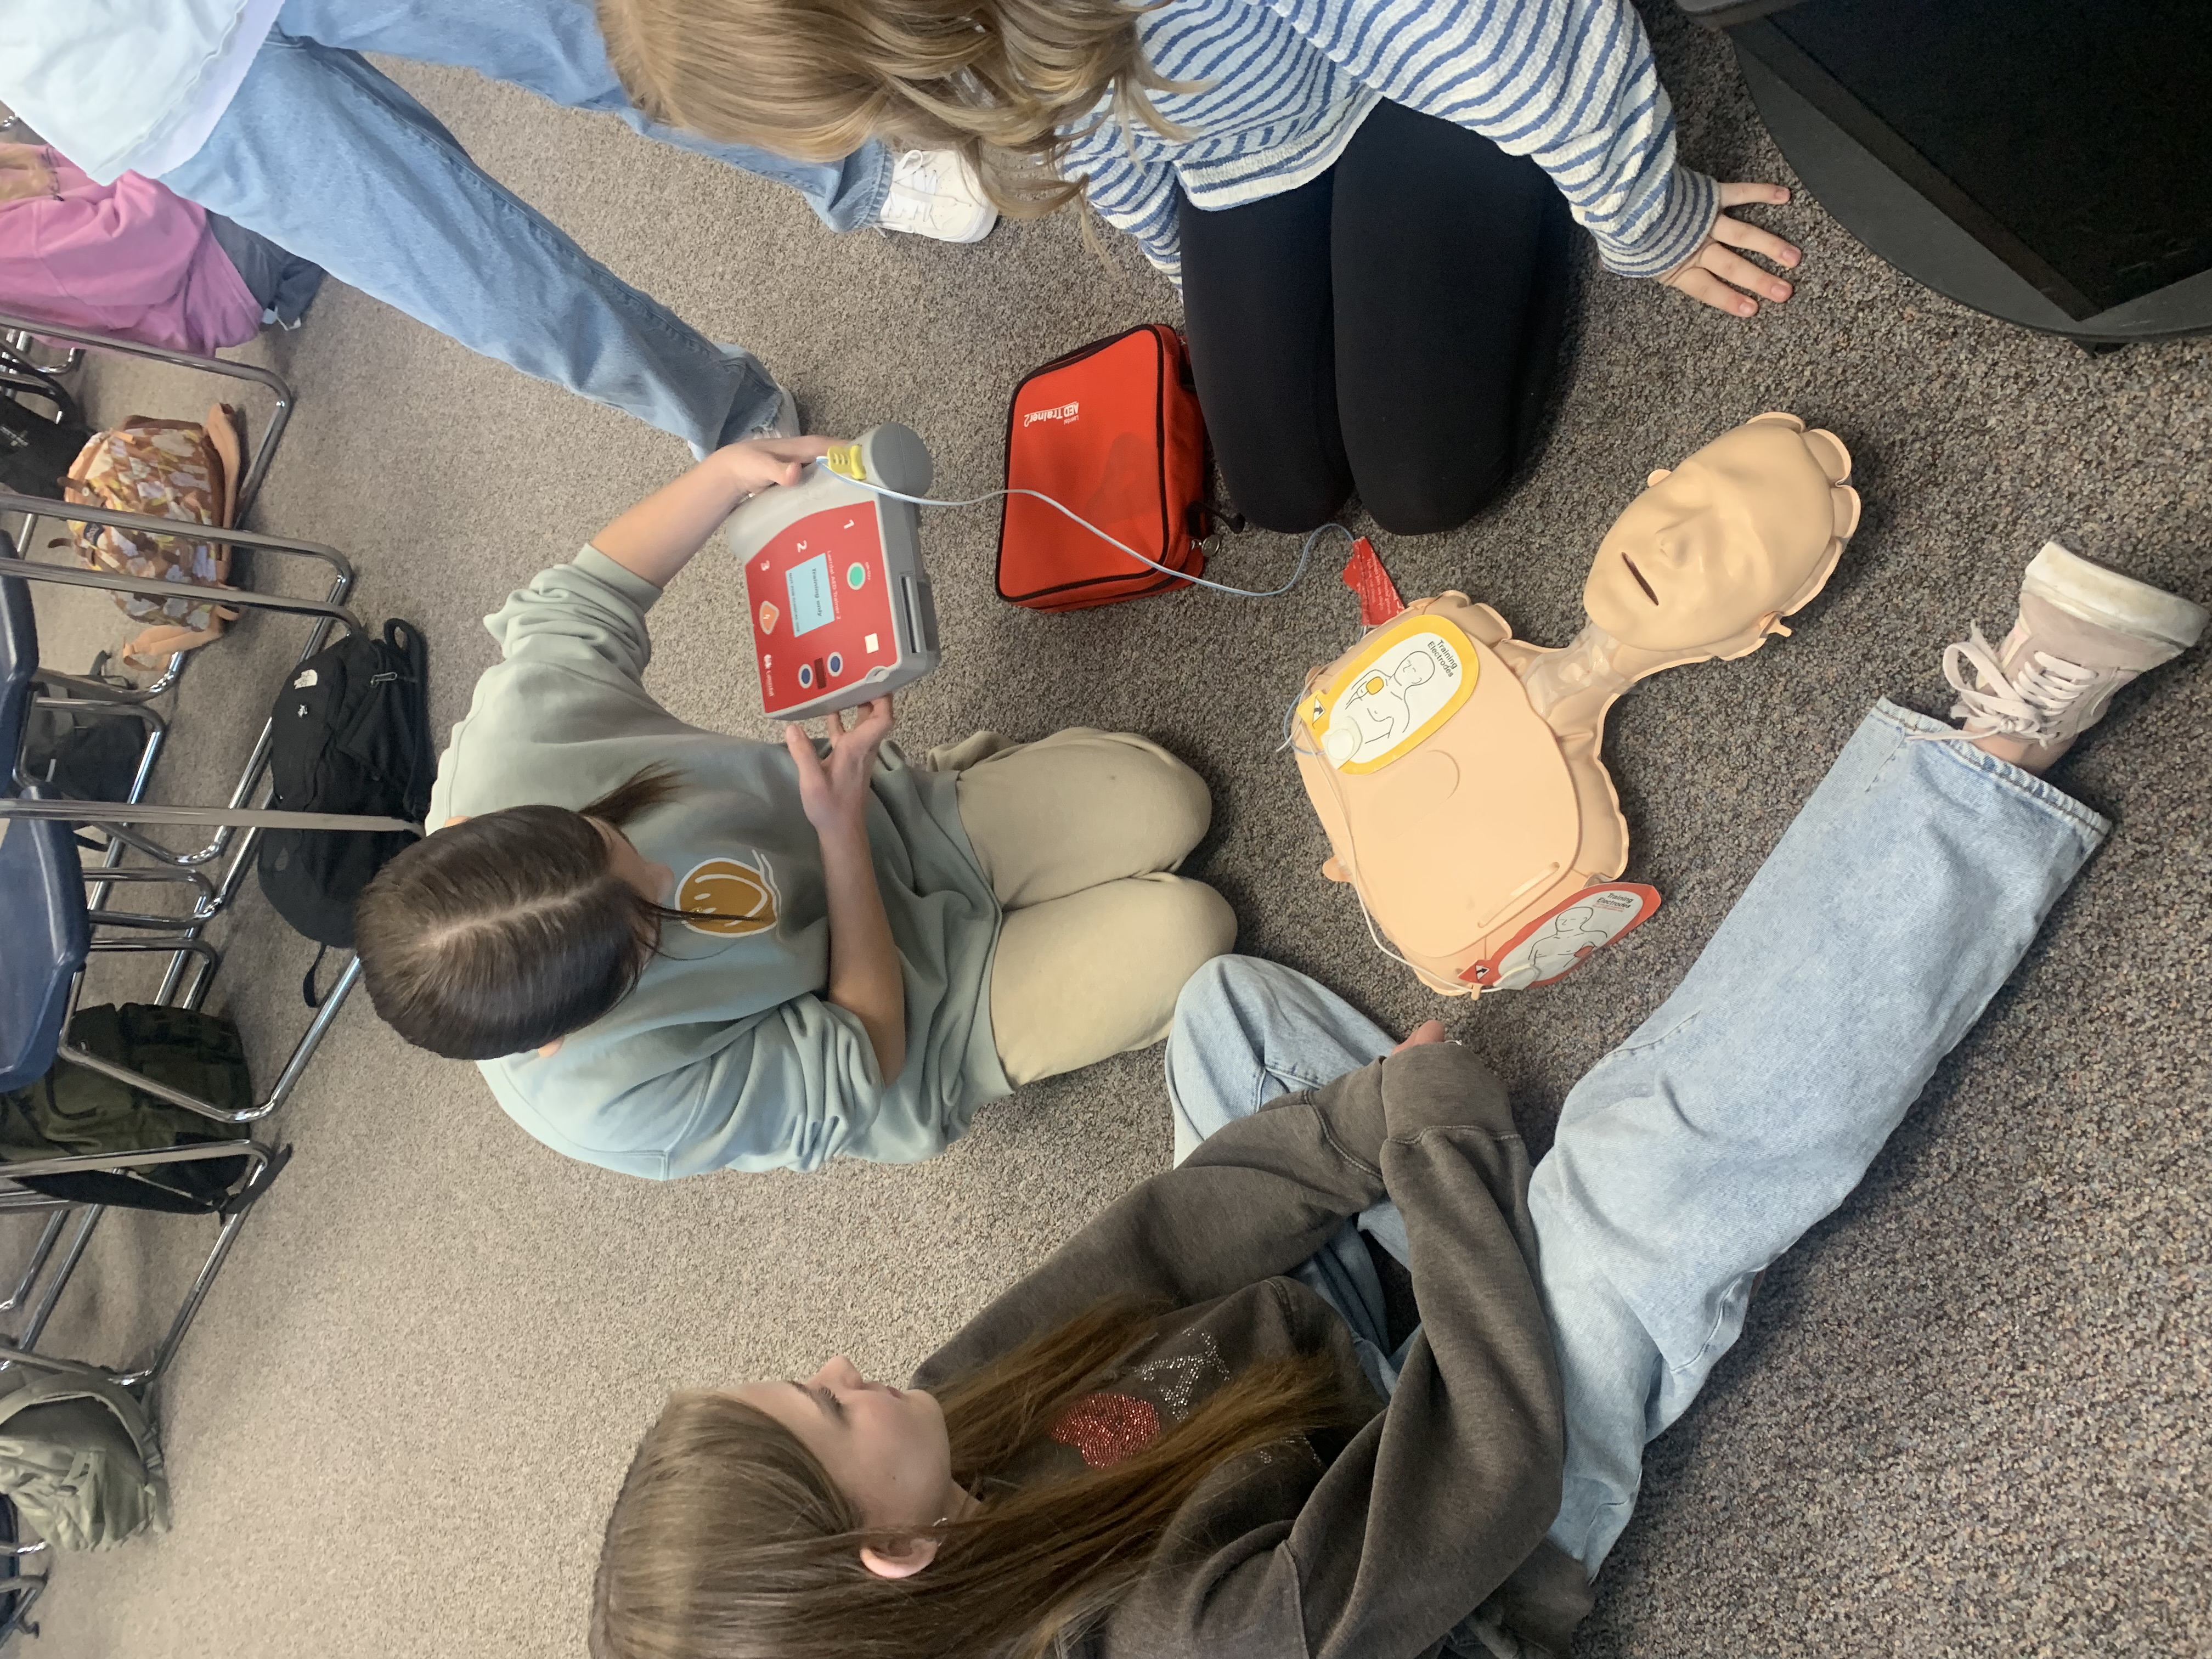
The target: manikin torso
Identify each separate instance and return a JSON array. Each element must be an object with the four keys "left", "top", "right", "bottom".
[{"left": 1295, "top": 413, "right": 1861, "bottom": 996}]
